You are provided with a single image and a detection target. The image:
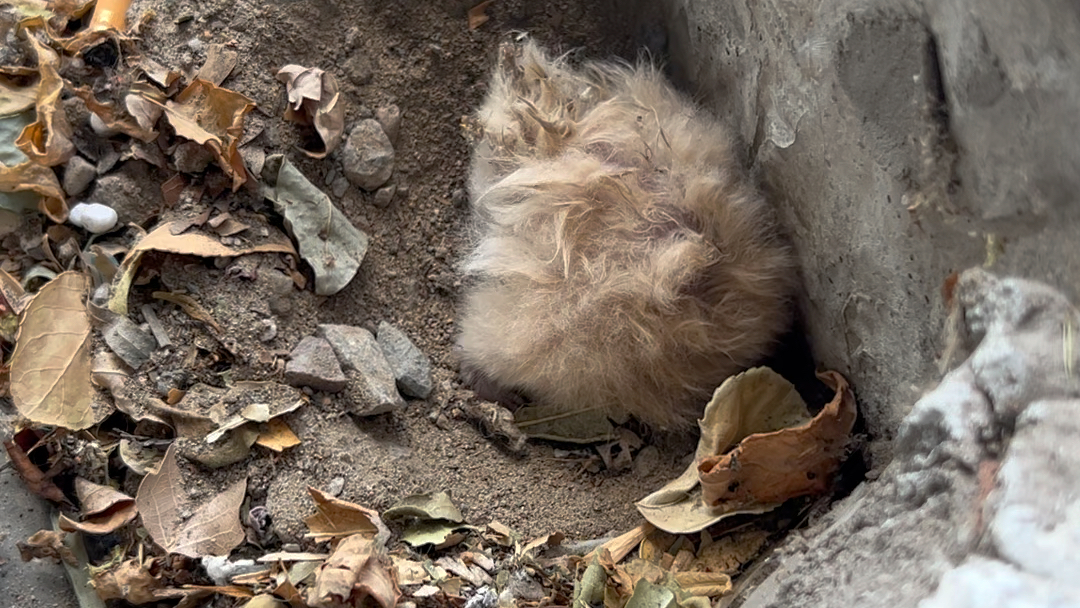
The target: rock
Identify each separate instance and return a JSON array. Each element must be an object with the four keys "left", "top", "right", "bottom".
[
  {"left": 451, "top": 187, "right": 468, "bottom": 208},
  {"left": 376, "top": 321, "right": 433, "bottom": 399},
  {"left": 258, "top": 318, "right": 277, "bottom": 342},
  {"left": 89, "top": 112, "right": 119, "bottom": 137},
  {"left": 373, "top": 184, "right": 396, "bottom": 208},
  {"left": 343, "top": 52, "right": 374, "bottom": 86},
  {"left": 68, "top": 202, "right": 118, "bottom": 233},
  {"left": 375, "top": 104, "right": 401, "bottom": 144},
  {"left": 341, "top": 119, "right": 394, "bottom": 191},
  {"left": 331, "top": 175, "right": 349, "bottom": 199},
  {"left": 173, "top": 141, "right": 214, "bottom": 174},
  {"left": 103, "top": 316, "right": 157, "bottom": 369},
  {"left": 285, "top": 336, "right": 347, "bottom": 393},
  {"left": 327, "top": 476, "right": 345, "bottom": 497},
  {"left": 62, "top": 155, "right": 96, "bottom": 196},
  {"left": 91, "top": 162, "right": 158, "bottom": 225},
  {"left": 317, "top": 324, "right": 404, "bottom": 416}
]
